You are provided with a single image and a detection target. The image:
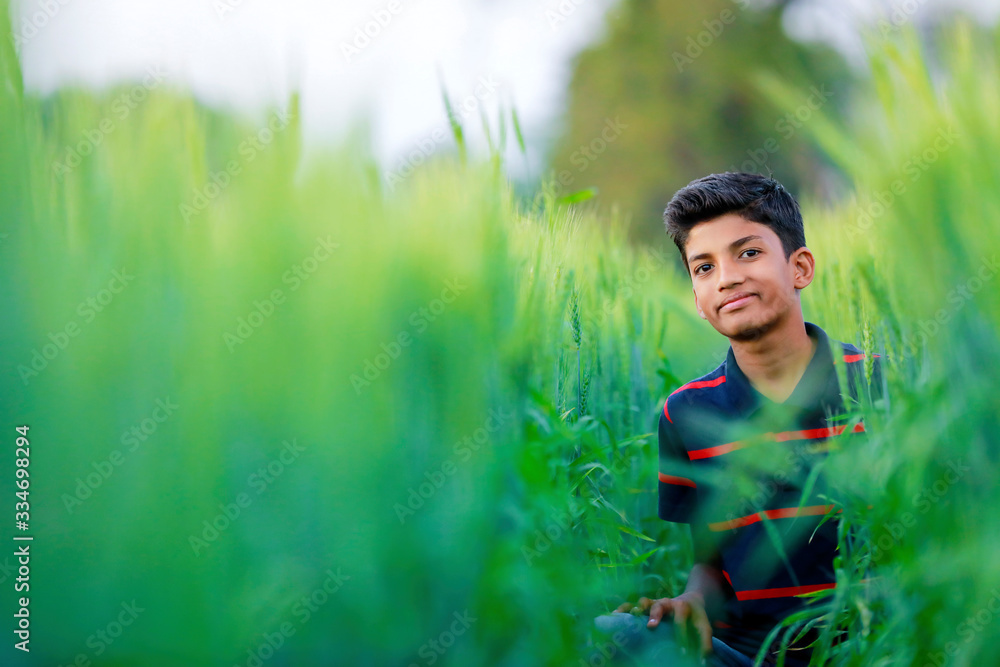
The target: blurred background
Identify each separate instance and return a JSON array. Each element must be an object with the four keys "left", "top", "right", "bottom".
[
  {"left": 13, "top": 0, "right": 1000, "bottom": 242},
  {"left": 1, "top": 0, "right": 999, "bottom": 665}
]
